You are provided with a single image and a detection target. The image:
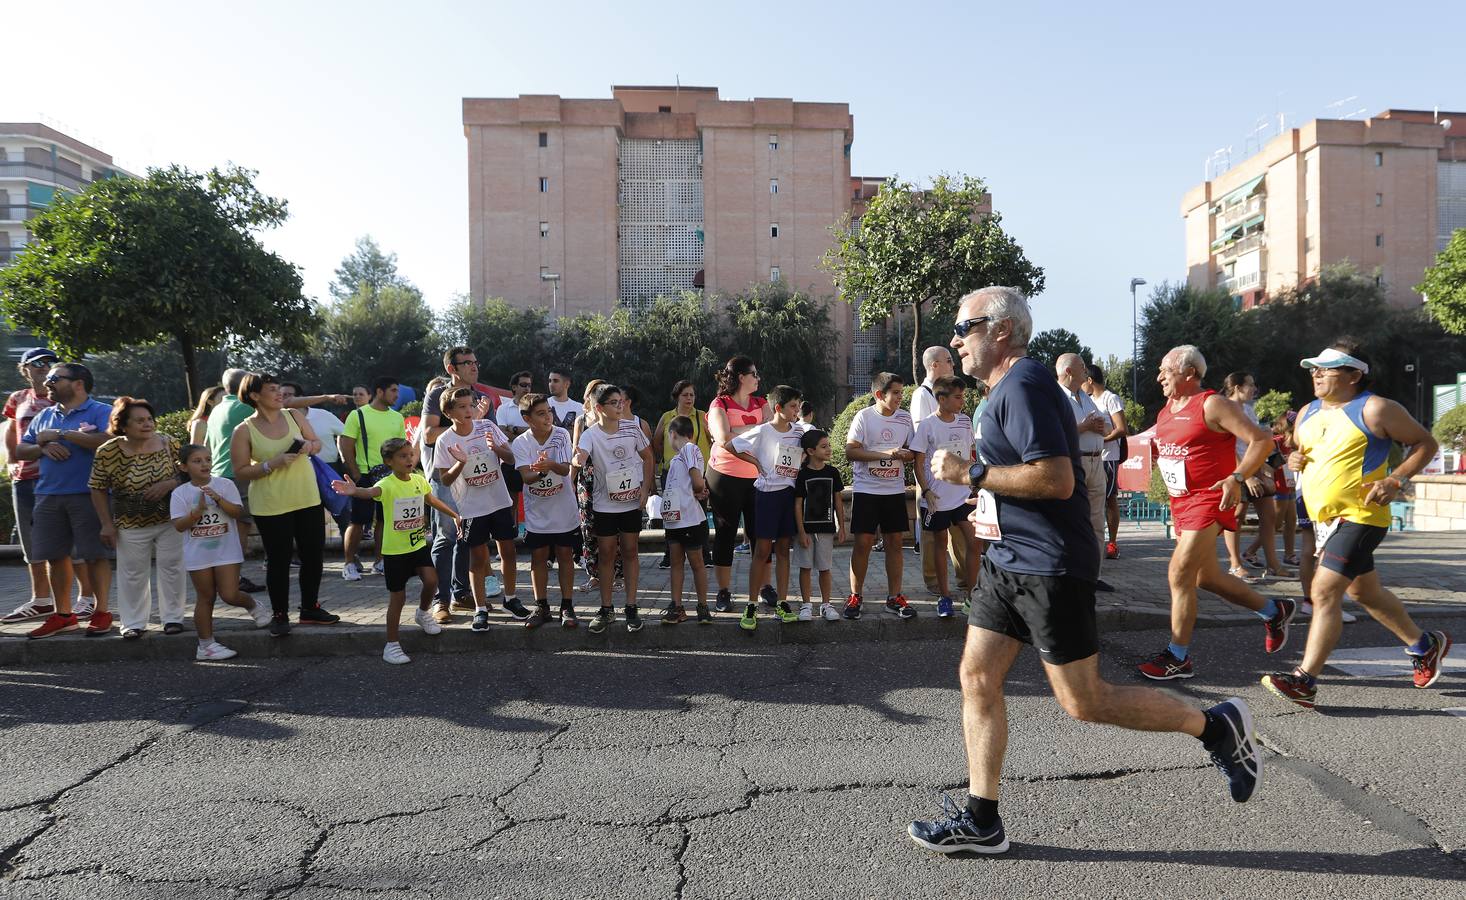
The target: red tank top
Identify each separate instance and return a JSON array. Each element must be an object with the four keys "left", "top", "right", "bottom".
[{"left": 1154, "top": 390, "right": 1234, "bottom": 498}]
